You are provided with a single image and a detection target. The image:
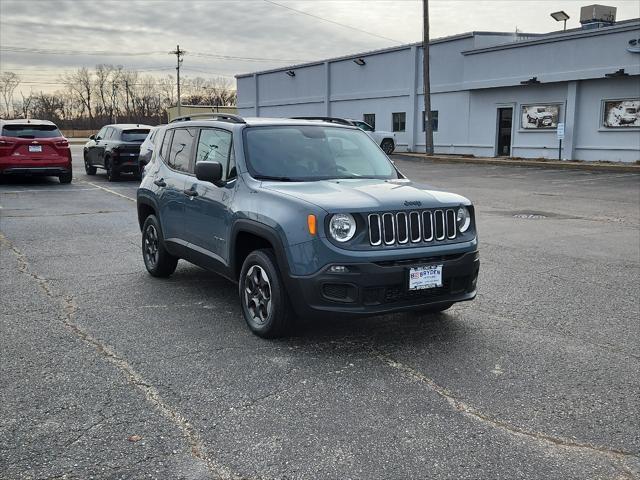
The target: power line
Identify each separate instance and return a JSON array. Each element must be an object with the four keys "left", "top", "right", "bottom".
[
  {"left": 1, "top": 46, "right": 308, "bottom": 63},
  {"left": 262, "top": 0, "right": 403, "bottom": 44},
  {"left": 0, "top": 46, "right": 164, "bottom": 56}
]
